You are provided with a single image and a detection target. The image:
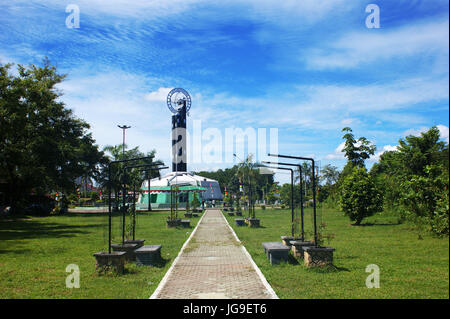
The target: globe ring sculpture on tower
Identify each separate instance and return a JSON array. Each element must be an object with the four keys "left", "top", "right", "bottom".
[{"left": 166, "top": 88, "right": 191, "bottom": 114}]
